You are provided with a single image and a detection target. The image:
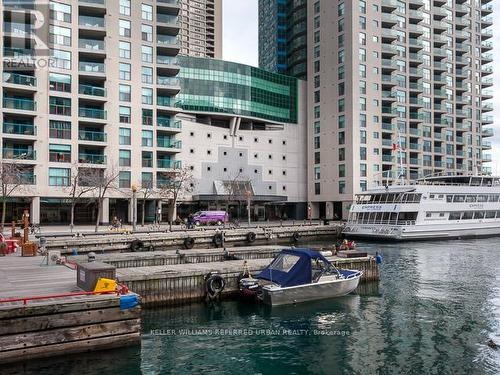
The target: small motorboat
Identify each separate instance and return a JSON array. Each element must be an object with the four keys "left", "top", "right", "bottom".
[
  {"left": 239, "top": 248, "right": 362, "bottom": 306},
  {"left": 334, "top": 239, "right": 357, "bottom": 252}
]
